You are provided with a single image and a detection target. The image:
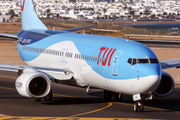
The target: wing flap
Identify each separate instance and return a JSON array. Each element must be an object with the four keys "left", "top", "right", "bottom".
[
  {"left": 160, "top": 59, "right": 180, "bottom": 69},
  {"left": 34, "top": 67, "right": 73, "bottom": 80},
  {"left": 0, "top": 63, "right": 73, "bottom": 80}
]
